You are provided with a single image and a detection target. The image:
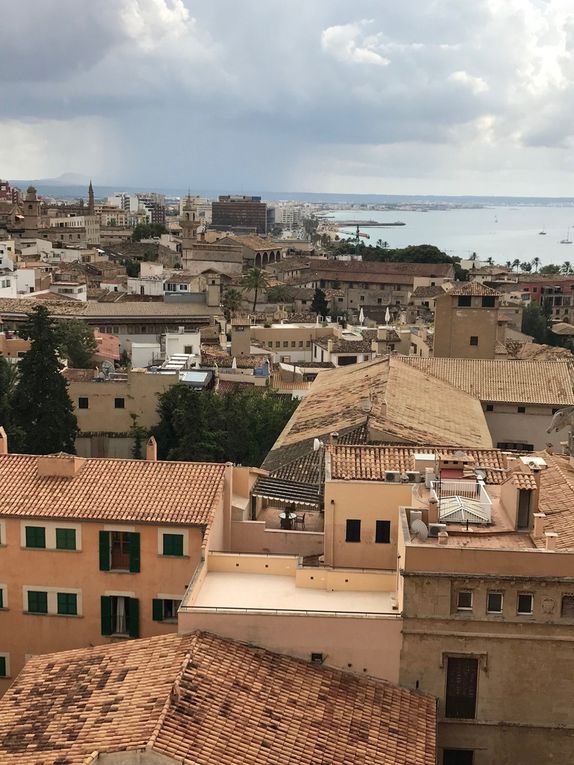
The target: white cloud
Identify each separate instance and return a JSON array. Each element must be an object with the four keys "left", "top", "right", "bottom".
[
  {"left": 448, "top": 70, "right": 489, "bottom": 94},
  {"left": 321, "top": 21, "right": 390, "bottom": 67}
]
